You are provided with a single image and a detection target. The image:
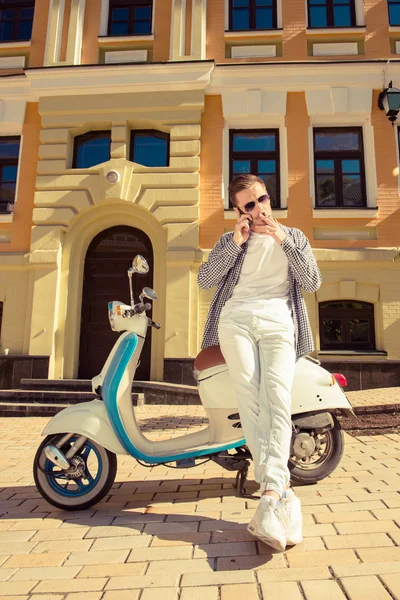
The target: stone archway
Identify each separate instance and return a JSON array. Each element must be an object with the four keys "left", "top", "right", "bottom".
[{"left": 78, "top": 225, "right": 154, "bottom": 380}]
